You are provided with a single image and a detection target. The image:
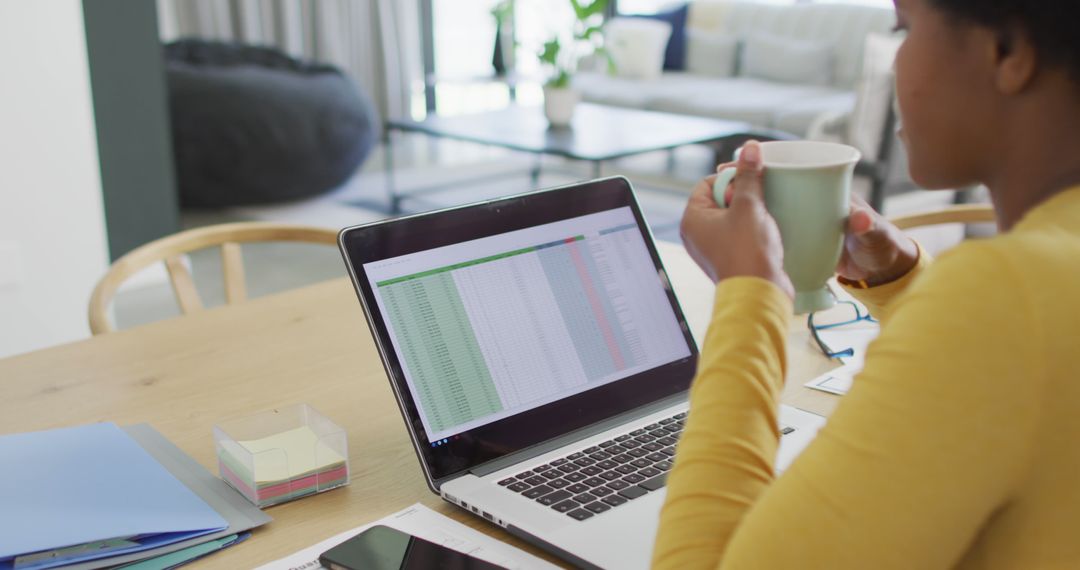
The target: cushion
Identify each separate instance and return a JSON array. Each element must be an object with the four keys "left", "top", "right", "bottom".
[
  {"left": 688, "top": 1, "right": 894, "bottom": 88},
  {"left": 628, "top": 4, "right": 689, "bottom": 70},
  {"left": 165, "top": 40, "right": 378, "bottom": 208},
  {"left": 649, "top": 77, "right": 843, "bottom": 133},
  {"left": 684, "top": 29, "right": 739, "bottom": 77},
  {"left": 575, "top": 71, "right": 714, "bottom": 109},
  {"left": 605, "top": 18, "right": 673, "bottom": 80},
  {"left": 740, "top": 33, "right": 834, "bottom": 86}
]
